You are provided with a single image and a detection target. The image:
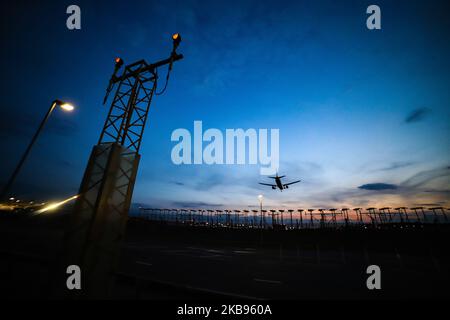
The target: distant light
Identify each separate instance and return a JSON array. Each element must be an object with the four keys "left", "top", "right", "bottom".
[
  {"left": 9, "top": 197, "right": 15, "bottom": 201},
  {"left": 15, "top": 200, "right": 20, "bottom": 203},
  {"left": 35, "top": 195, "right": 79, "bottom": 214},
  {"left": 60, "top": 103, "right": 74, "bottom": 112},
  {"left": 54, "top": 99, "right": 74, "bottom": 112},
  {"left": 258, "top": 195, "right": 264, "bottom": 201},
  {"left": 115, "top": 57, "right": 124, "bottom": 68},
  {"left": 172, "top": 33, "right": 182, "bottom": 50}
]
